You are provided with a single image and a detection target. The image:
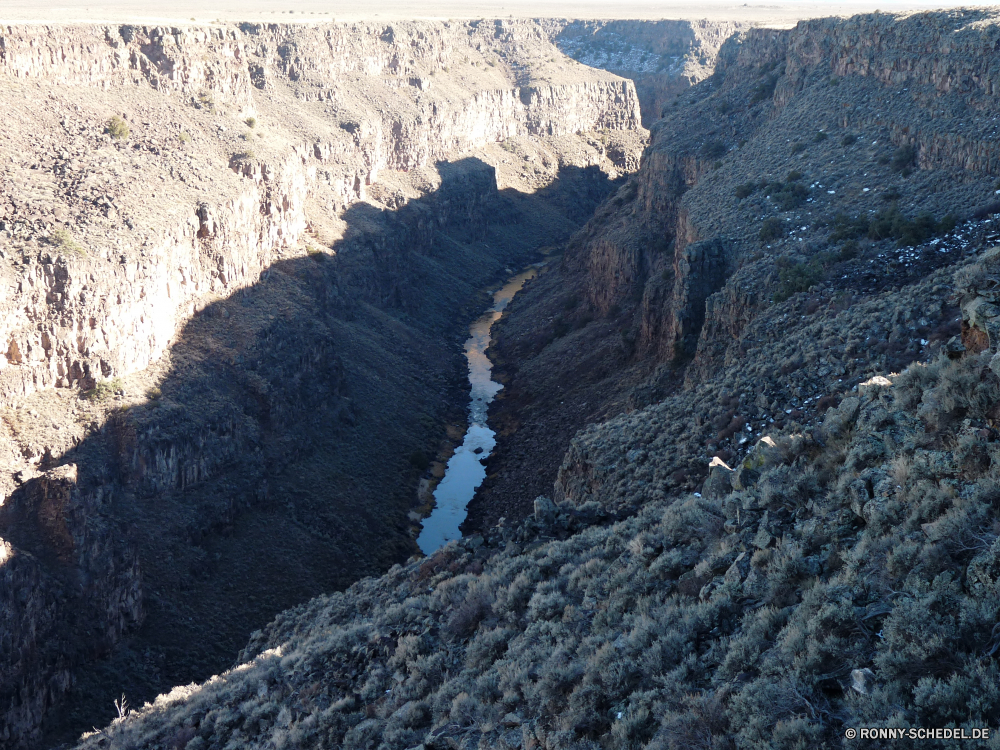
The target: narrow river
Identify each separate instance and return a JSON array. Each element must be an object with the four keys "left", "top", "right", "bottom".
[{"left": 416, "top": 265, "right": 540, "bottom": 554}]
